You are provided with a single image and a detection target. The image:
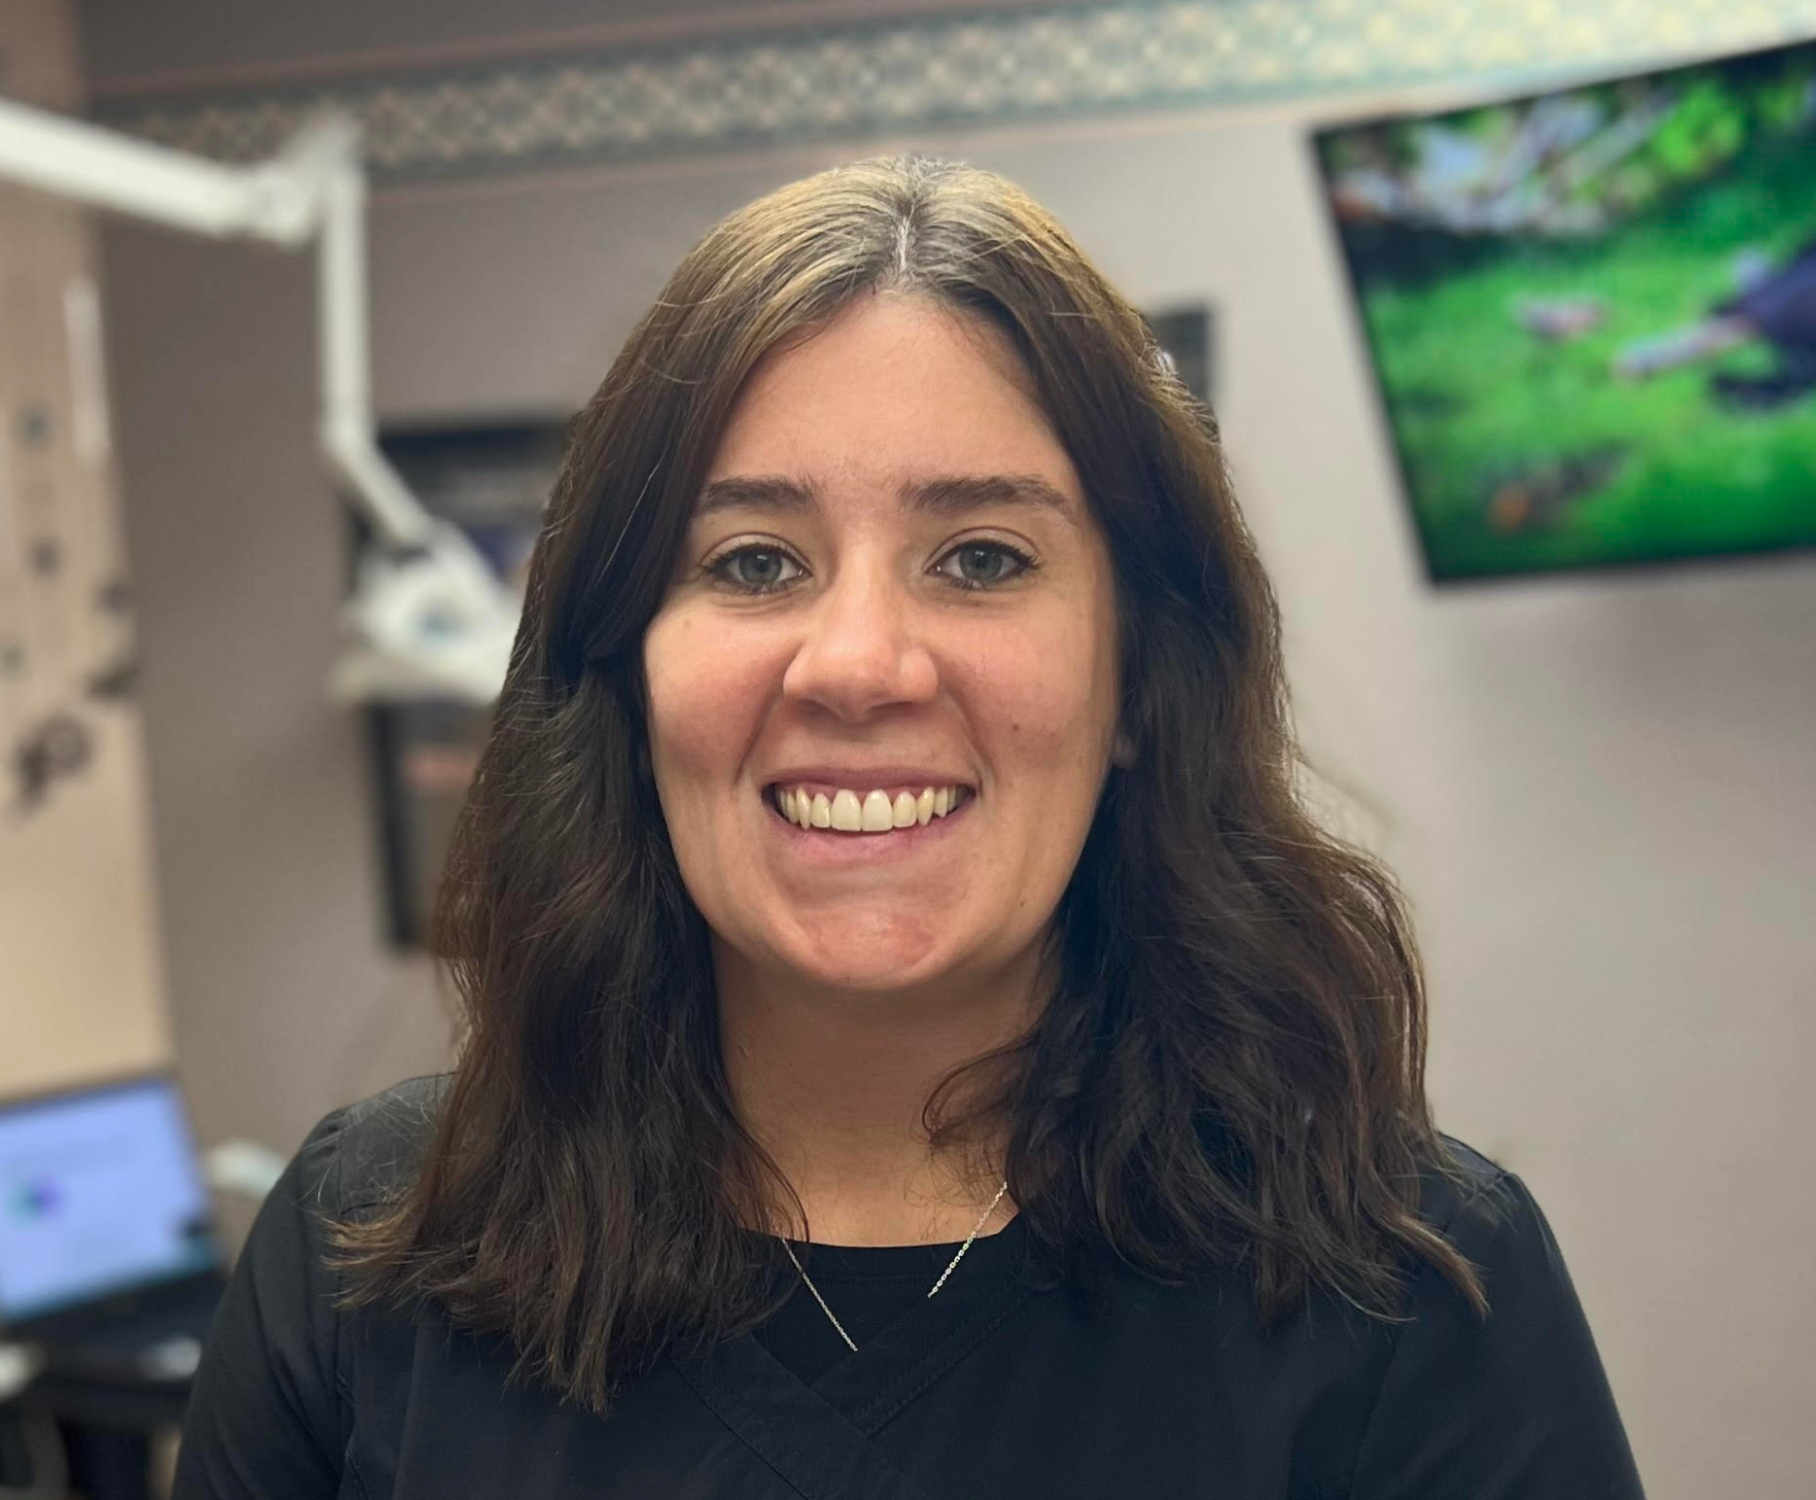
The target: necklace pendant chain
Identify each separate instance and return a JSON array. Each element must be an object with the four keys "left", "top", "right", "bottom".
[{"left": 782, "top": 1179, "right": 1011, "bottom": 1355}]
